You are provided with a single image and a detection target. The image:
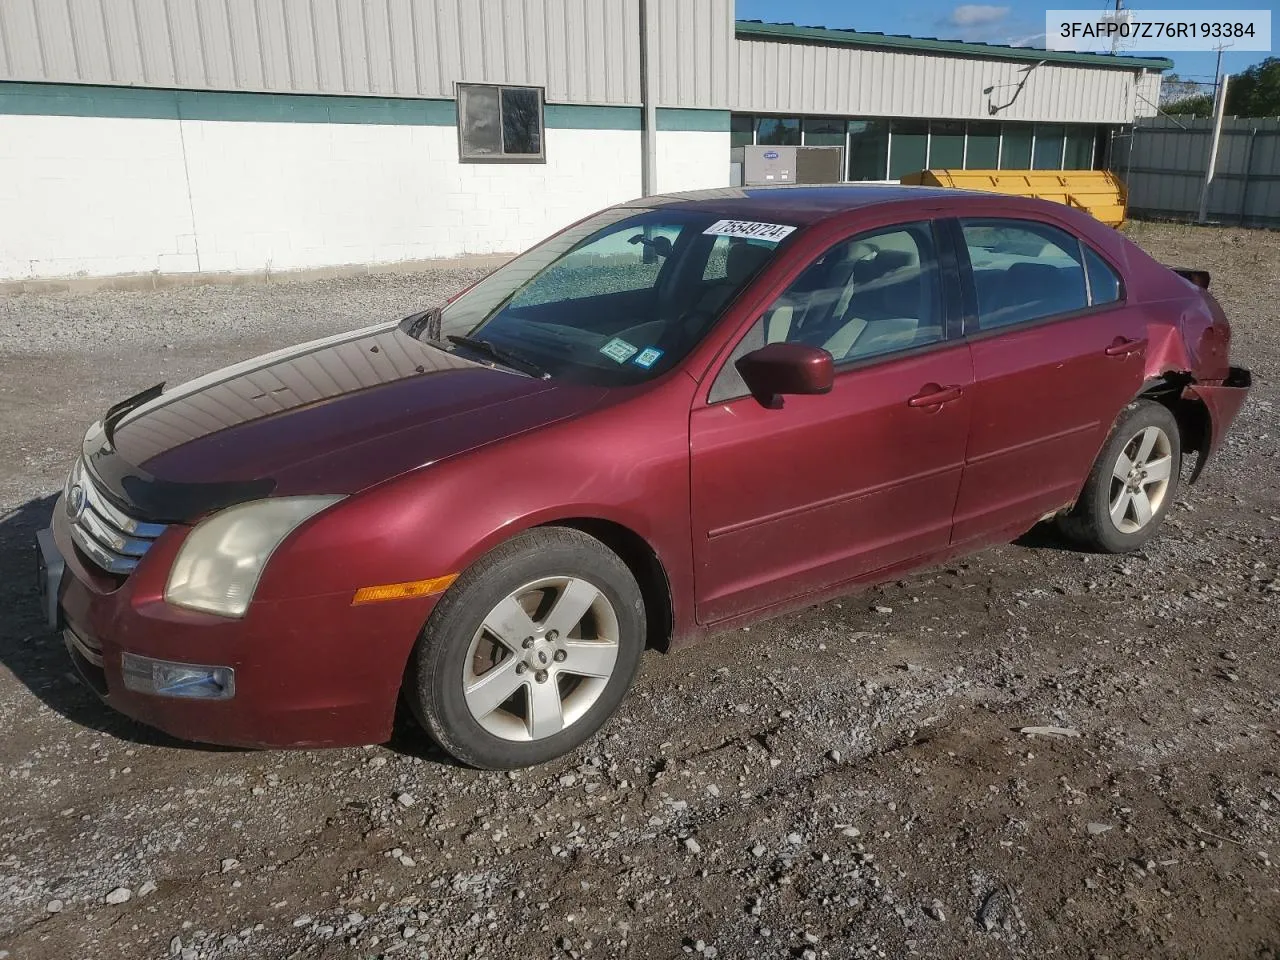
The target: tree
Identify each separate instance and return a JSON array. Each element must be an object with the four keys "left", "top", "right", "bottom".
[
  {"left": 1226, "top": 57, "right": 1280, "bottom": 117},
  {"left": 1163, "top": 93, "right": 1214, "bottom": 118}
]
